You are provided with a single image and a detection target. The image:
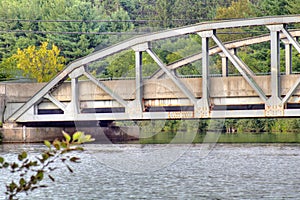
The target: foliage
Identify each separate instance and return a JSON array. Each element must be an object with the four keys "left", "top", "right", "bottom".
[
  {"left": 286, "top": 0, "right": 300, "bottom": 14},
  {"left": 0, "top": 0, "right": 134, "bottom": 69},
  {"left": 254, "top": 0, "right": 289, "bottom": 16},
  {"left": 215, "top": 0, "right": 256, "bottom": 42},
  {"left": 8, "top": 42, "right": 65, "bottom": 82},
  {"left": 215, "top": 0, "right": 256, "bottom": 19},
  {"left": 0, "top": 131, "right": 94, "bottom": 200}
]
